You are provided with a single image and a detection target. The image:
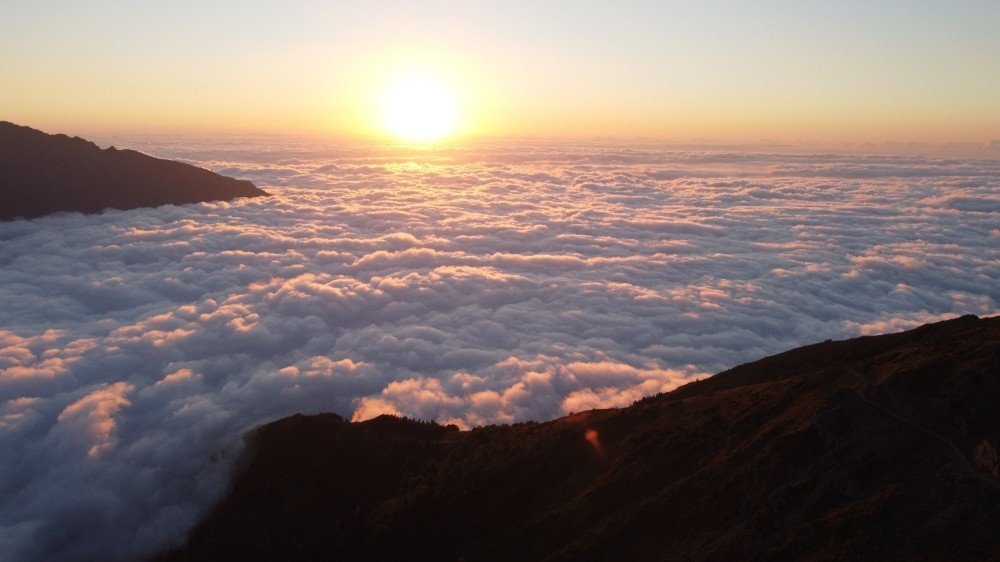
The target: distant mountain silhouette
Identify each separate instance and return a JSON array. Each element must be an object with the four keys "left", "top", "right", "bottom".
[
  {"left": 0, "top": 122, "right": 267, "bottom": 220},
  {"left": 165, "top": 315, "right": 1000, "bottom": 561}
]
